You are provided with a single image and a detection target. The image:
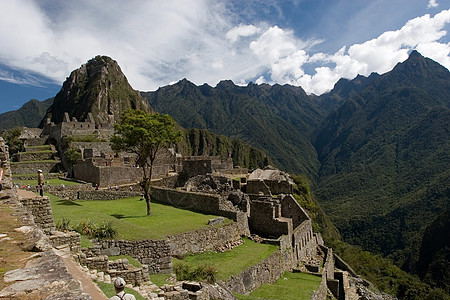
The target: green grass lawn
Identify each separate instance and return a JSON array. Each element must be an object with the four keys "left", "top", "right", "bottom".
[
  {"left": 49, "top": 194, "right": 232, "bottom": 240},
  {"left": 96, "top": 281, "right": 146, "bottom": 300},
  {"left": 174, "top": 238, "right": 279, "bottom": 281},
  {"left": 235, "top": 272, "right": 322, "bottom": 300},
  {"left": 149, "top": 273, "right": 172, "bottom": 287},
  {"left": 14, "top": 178, "right": 81, "bottom": 186}
]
